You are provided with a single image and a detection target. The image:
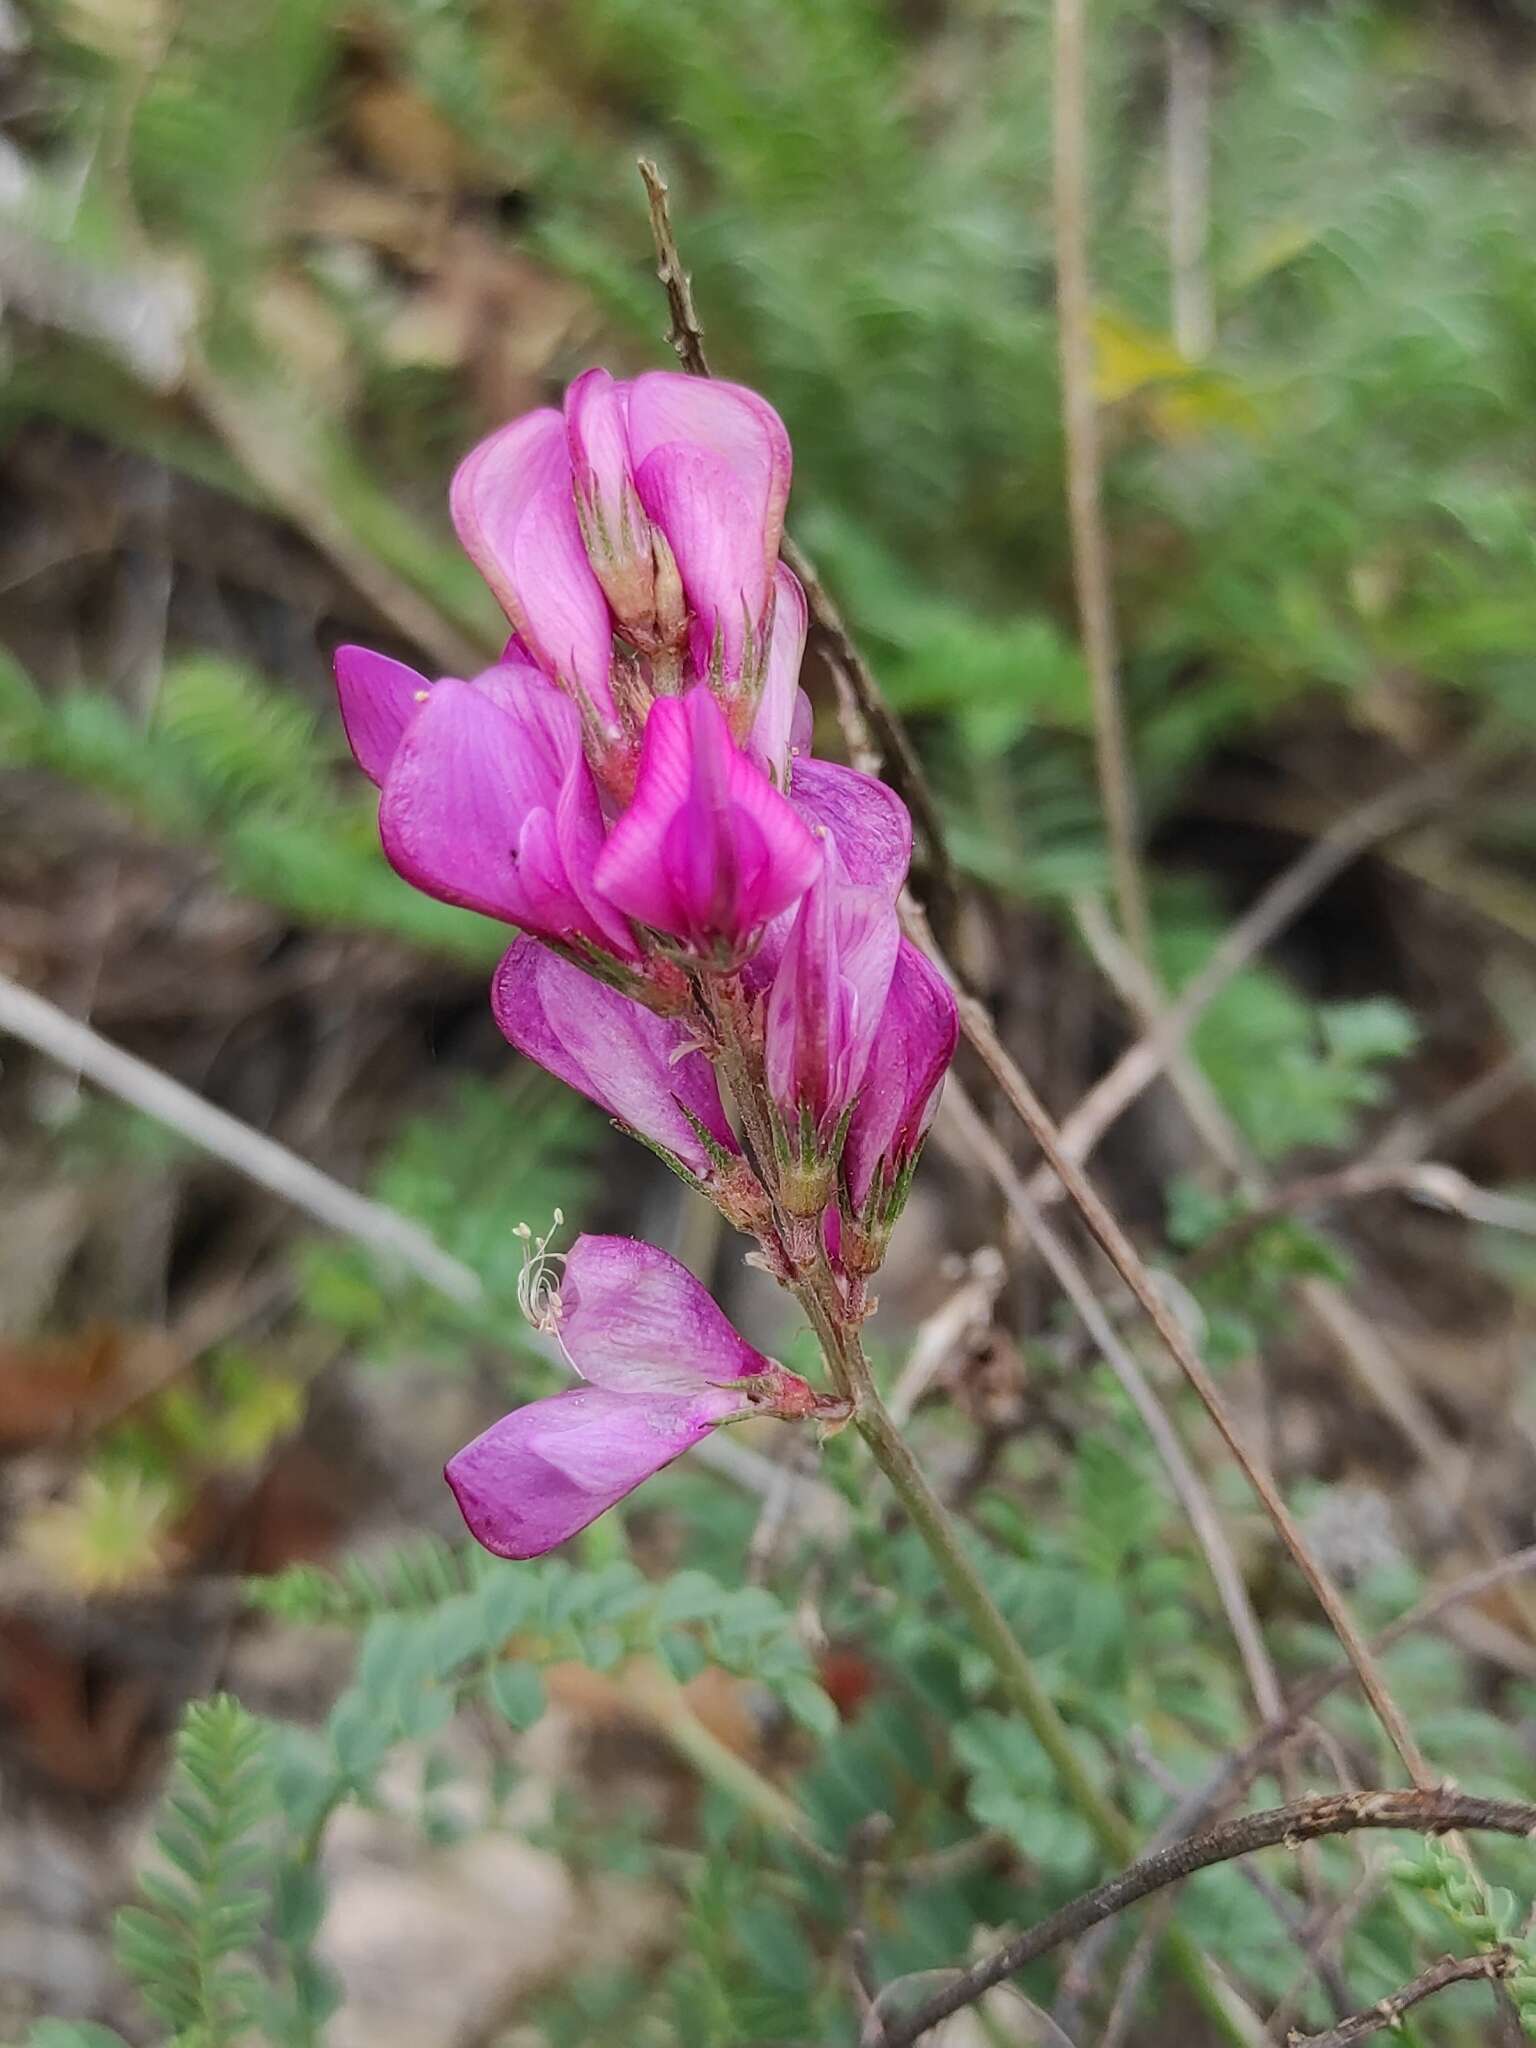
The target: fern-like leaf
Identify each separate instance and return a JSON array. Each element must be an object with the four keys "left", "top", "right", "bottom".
[{"left": 113, "top": 1696, "right": 276, "bottom": 2046}]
